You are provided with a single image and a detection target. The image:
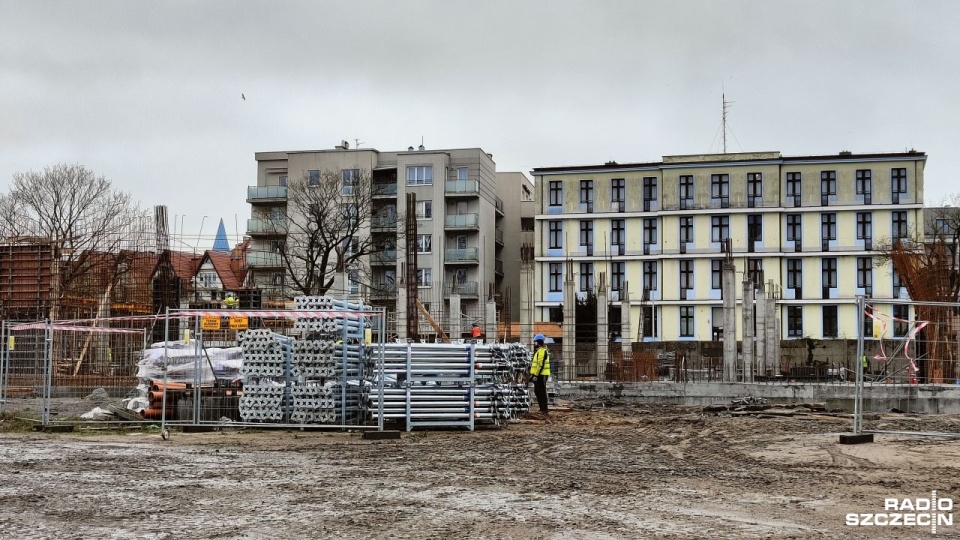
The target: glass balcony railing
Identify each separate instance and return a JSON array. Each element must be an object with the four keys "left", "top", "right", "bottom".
[
  {"left": 247, "top": 252, "right": 283, "bottom": 267},
  {"left": 371, "top": 216, "right": 398, "bottom": 229},
  {"left": 445, "top": 247, "right": 479, "bottom": 262},
  {"left": 495, "top": 228, "right": 504, "bottom": 244},
  {"left": 247, "top": 218, "right": 287, "bottom": 234},
  {"left": 372, "top": 183, "right": 398, "bottom": 197},
  {"left": 370, "top": 284, "right": 398, "bottom": 299},
  {"left": 495, "top": 197, "right": 504, "bottom": 214},
  {"left": 444, "top": 281, "right": 479, "bottom": 297},
  {"left": 247, "top": 186, "right": 287, "bottom": 201},
  {"left": 445, "top": 180, "right": 479, "bottom": 194},
  {"left": 371, "top": 249, "right": 397, "bottom": 264},
  {"left": 445, "top": 213, "right": 479, "bottom": 228},
  {"left": 495, "top": 258, "right": 504, "bottom": 275}
]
